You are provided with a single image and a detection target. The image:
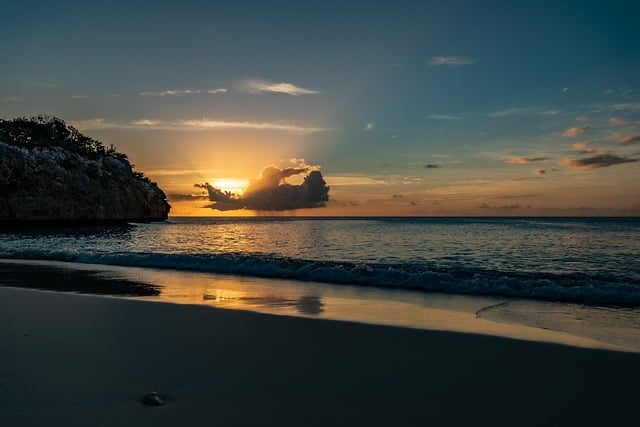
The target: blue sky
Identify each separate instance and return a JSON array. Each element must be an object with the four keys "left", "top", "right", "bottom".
[{"left": 2, "top": 0, "right": 639, "bottom": 215}]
